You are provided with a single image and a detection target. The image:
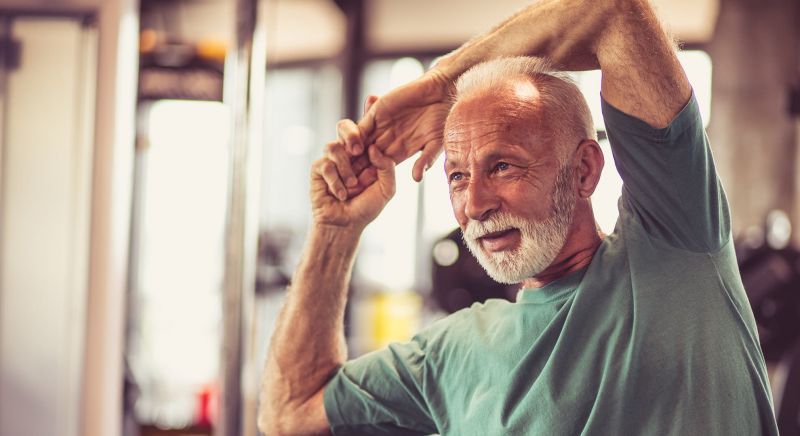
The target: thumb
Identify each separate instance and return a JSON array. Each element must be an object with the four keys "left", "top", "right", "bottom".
[
  {"left": 357, "top": 109, "right": 377, "bottom": 145},
  {"left": 364, "top": 94, "right": 379, "bottom": 115},
  {"left": 368, "top": 145, "right": 396, "bottom": 199}
]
